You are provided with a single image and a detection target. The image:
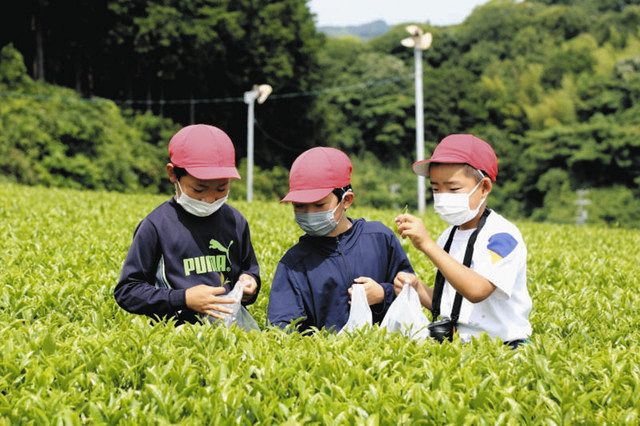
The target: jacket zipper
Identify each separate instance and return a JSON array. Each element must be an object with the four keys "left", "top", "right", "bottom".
[{"left": 336, "top": 235, "right": 353, "bottom": 288}]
